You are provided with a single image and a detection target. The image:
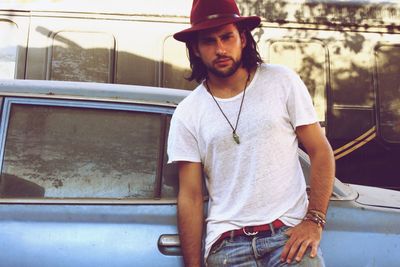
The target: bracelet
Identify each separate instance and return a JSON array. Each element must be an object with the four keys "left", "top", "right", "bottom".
[
  {"left": 303, "top": 211, "right": 327, "bottom": 228},
  {"left": 308, "top": 209, "right": 326, "bottom": 220}
]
